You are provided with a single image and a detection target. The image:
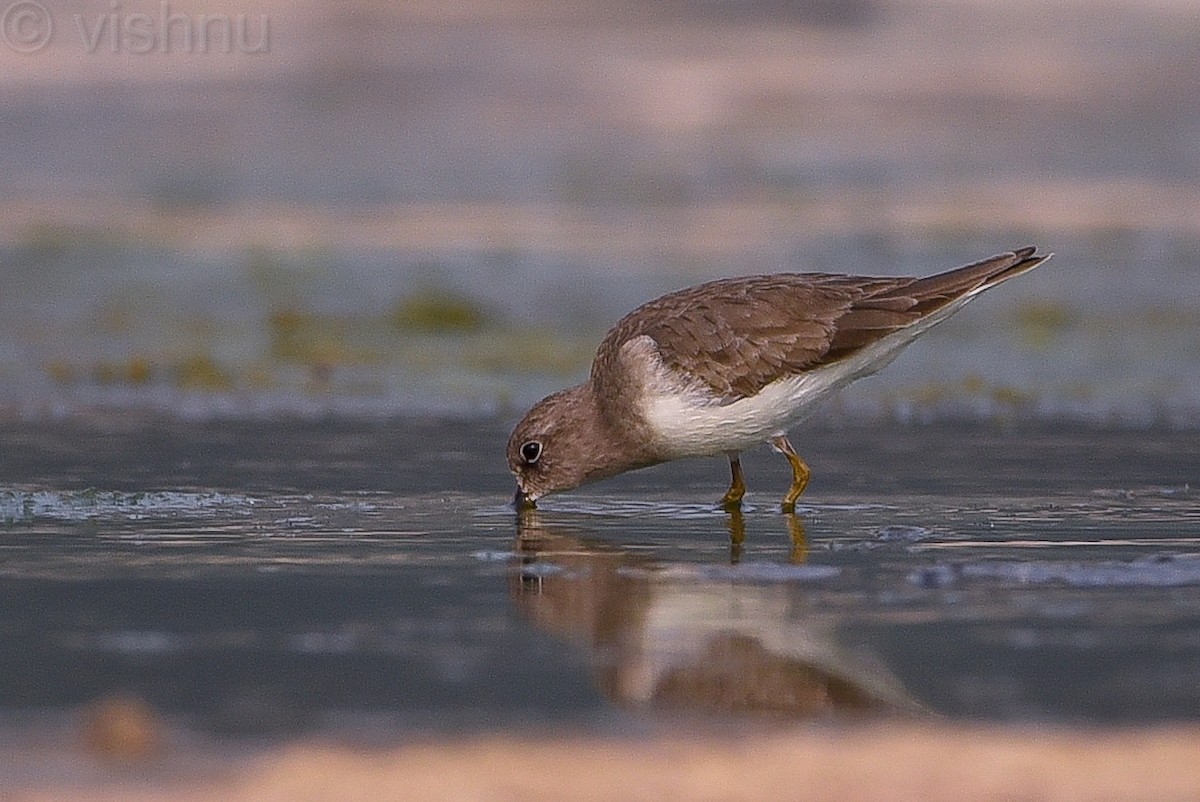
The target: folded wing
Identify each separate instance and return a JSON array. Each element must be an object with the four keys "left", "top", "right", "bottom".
[{"left": 593, "top": 247, "right": 1048, "bottom": 402}]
